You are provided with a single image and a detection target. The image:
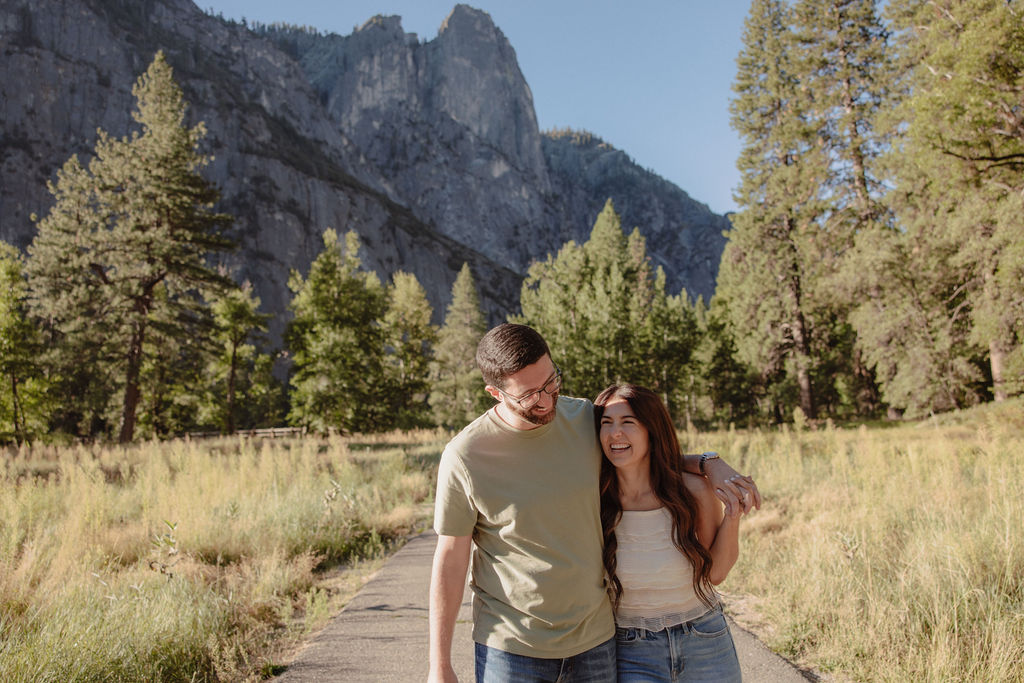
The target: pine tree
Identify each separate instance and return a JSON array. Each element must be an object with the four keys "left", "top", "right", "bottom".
[
  {"left": 846, "top": 223, "right": 982, "bottom": 415},
  {"left": 26, "top": 156, "right": 120, "bottom": 436},
  {"left": 430, "top": 264, "right": 489, "bottom": 429},
  {"left": 201, "top": 279, "right": 272, "bottom": 433},
  {"left": 0, "top": 242, "right": 47, "bottom": 444},
  {"left": 286, "top": 229, "right": 386, "bottom": 433},
  {"left": 518, "top": 199, "right": 700, "bottom": 407},
  {"left": 881, "top": 0, "right": 1024, "bottom": 403},
  {"left": 793, "top": 0, "right": 891, "bottom": 417},
  {"left": 381, "top": 271, "right": 437, "bottom": 430},
  {"left": 519, "top": 200, "right": 630, "bottom": 400},
  {"left": 136, "top": 285, "right": 212, "bottom": 438},
  {"left": 793, "top": 0, "right": 889, "bottom": 228},
  {"left": 693, "top": 294, "right": 760, "bottom": 427},
  {"left": 25, "top": 52, "right": 233, "bottom": 442},
  {"left": 720, "top": 0, "right": 828, "bottom": 421}
]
